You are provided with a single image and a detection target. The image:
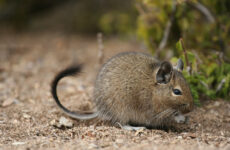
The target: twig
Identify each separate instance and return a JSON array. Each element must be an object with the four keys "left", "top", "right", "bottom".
[
  {"left": 180, "top": 38, "right": 192, "bottom": 75},
  {"left": 216, "top": 78, "right": 226, "bottom": 93},
  {"left": 217, "top": 51, "right": 224, "bottom": 65},
  {"left": 97, "top": 32, "right": 104, "bottom": 65},
  {"left": 200, "top": 81, "right": 209, "bottom": 90},
  {"left": 187, "top": 1, "right": 215, "bottom": 24},
  {"left": 135, "top": 3, "right": 146, "bottom": 15},
  {"left": 156, "top": 0, "right": 177, "bottom": 55}
]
